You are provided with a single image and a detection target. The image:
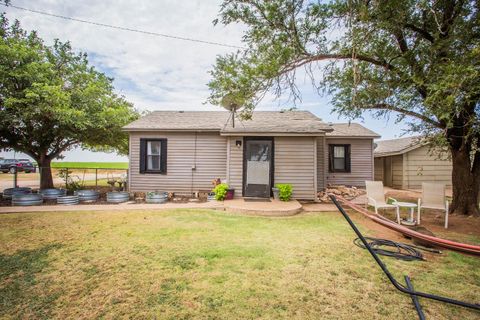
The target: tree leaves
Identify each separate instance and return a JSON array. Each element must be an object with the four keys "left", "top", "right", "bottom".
[{"left": 0, "top": 14, "right": 139, "bottom": 160}]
